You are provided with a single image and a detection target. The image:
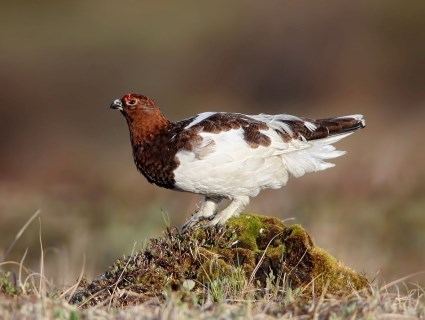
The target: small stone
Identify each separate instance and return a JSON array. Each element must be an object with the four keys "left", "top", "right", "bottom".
[{"left": 182, "top": 279, "right": 195, "bottom": 291}]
